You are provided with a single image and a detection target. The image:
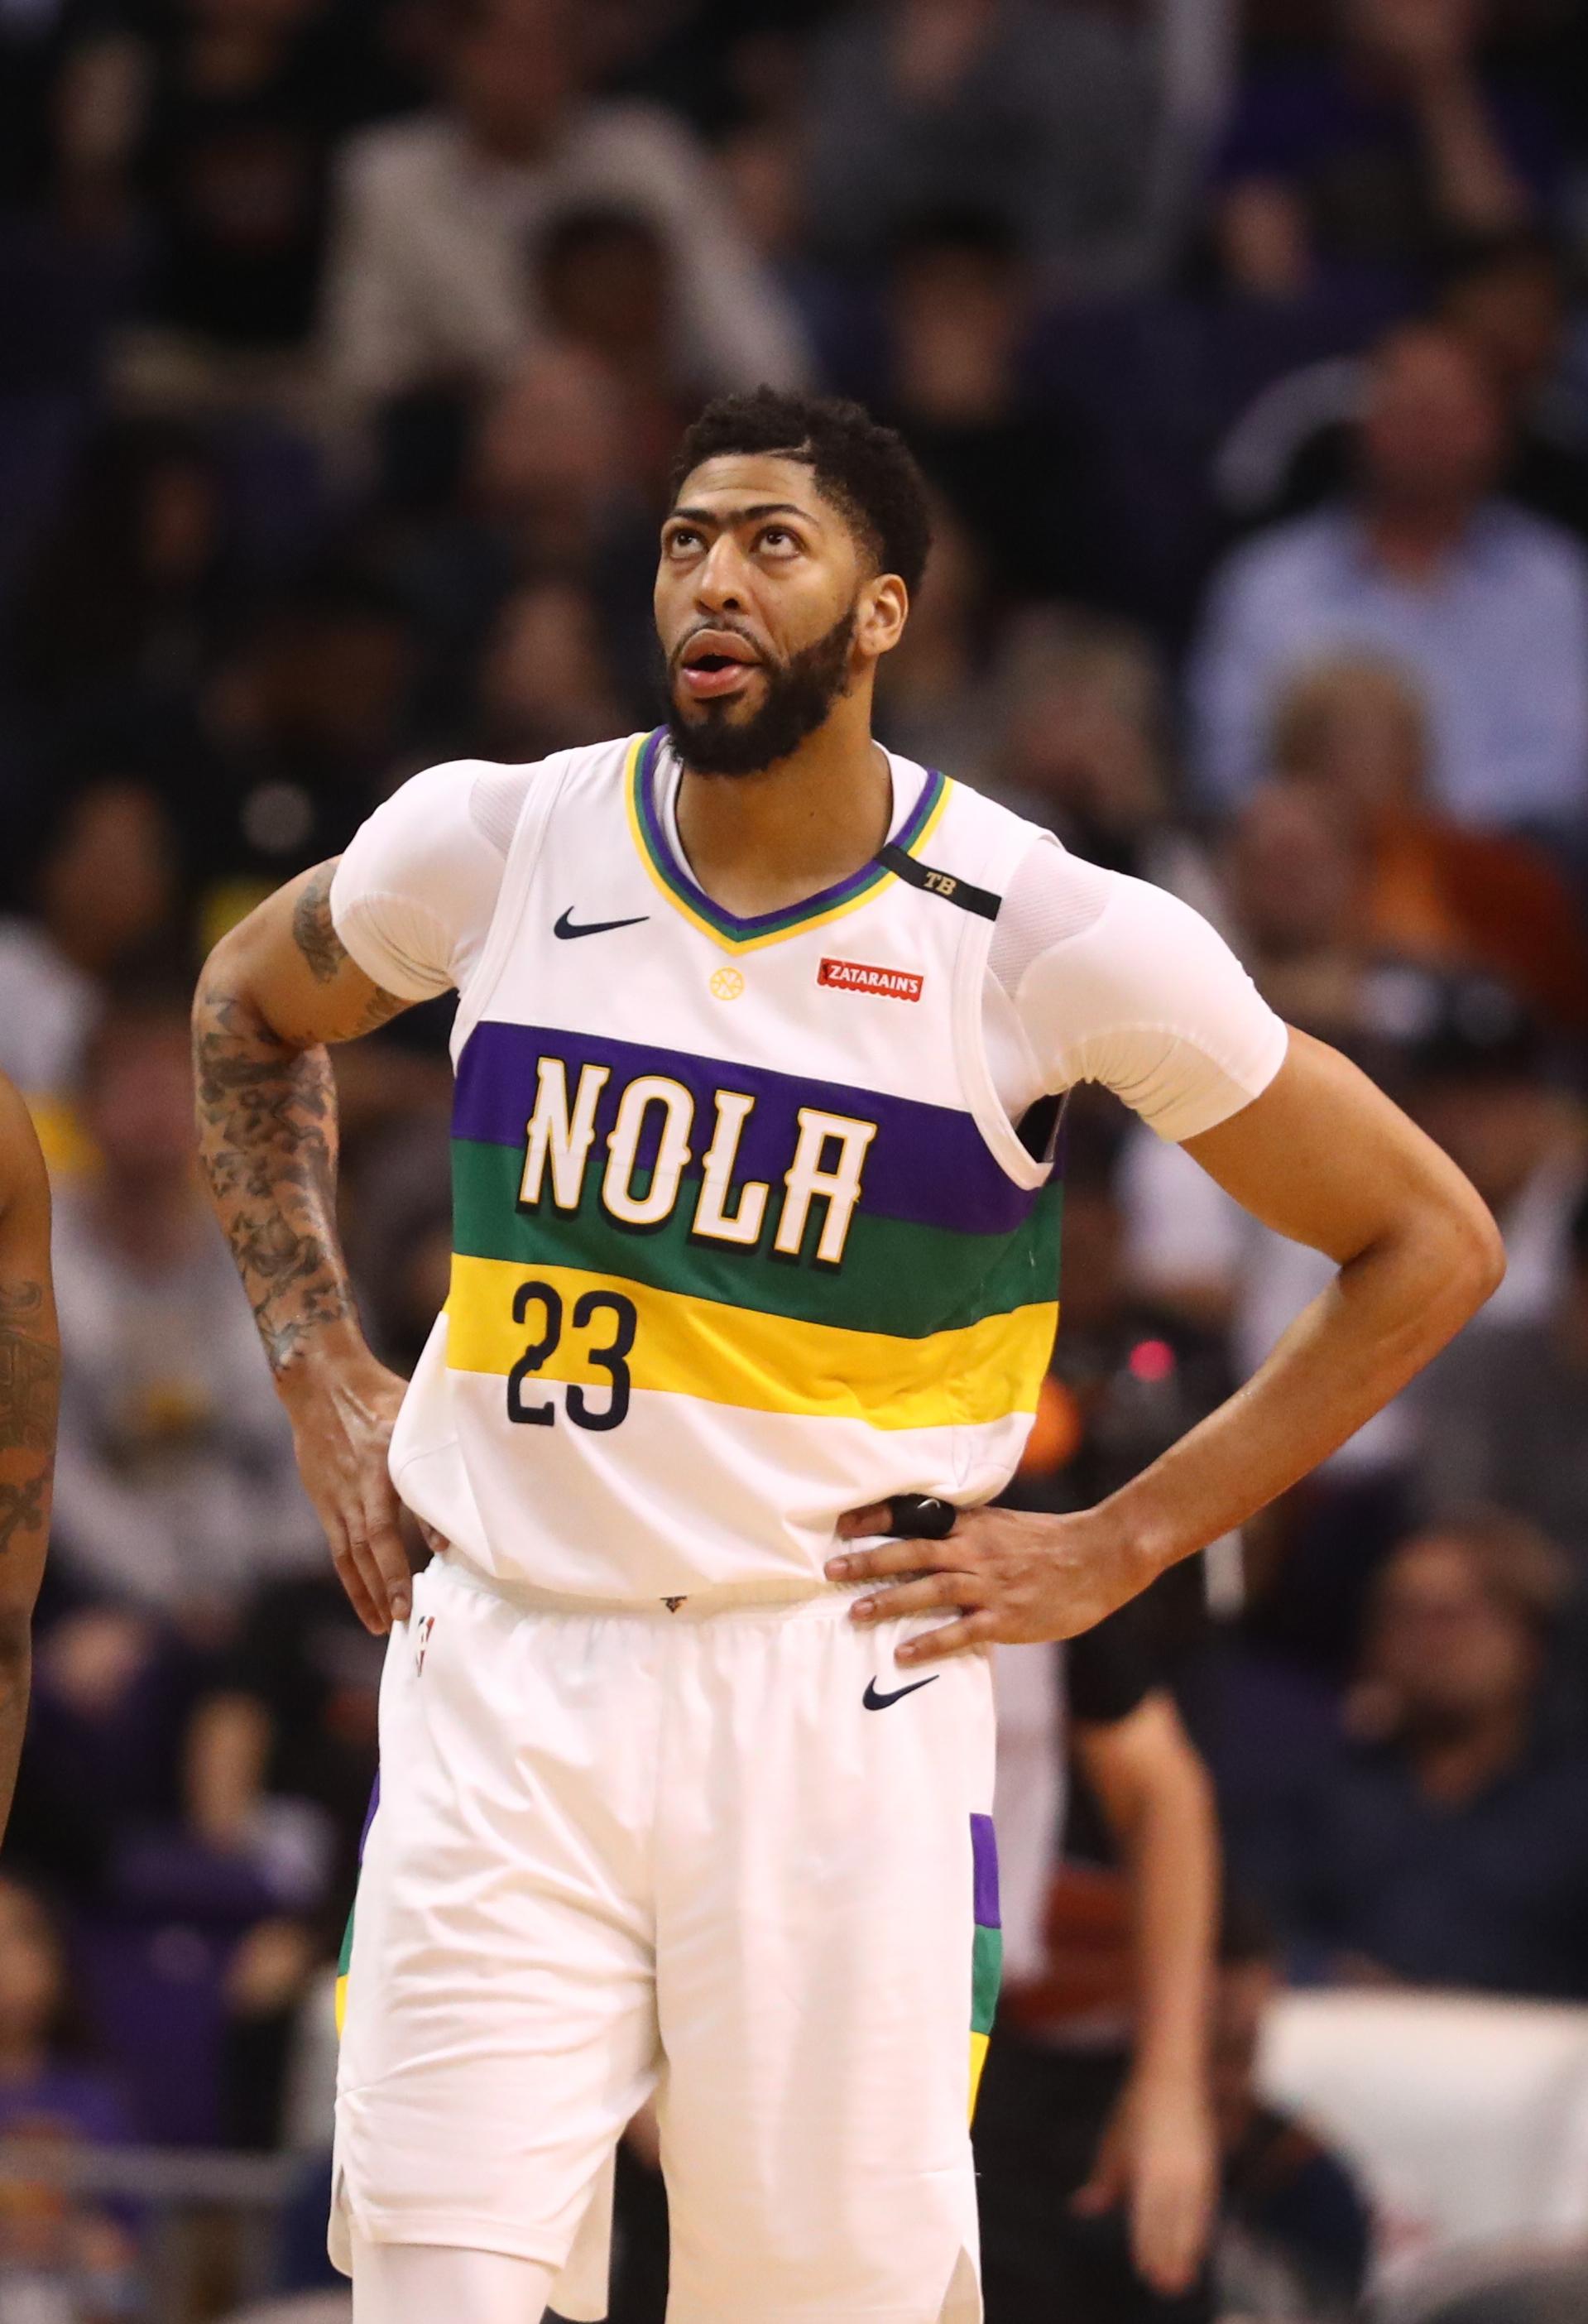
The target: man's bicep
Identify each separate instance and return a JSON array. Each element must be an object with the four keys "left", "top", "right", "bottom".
[
  {"left": 1180, "top": 1027, "right": 1472, "bottom": 1265},
  {"left": 211, "top": 862, "right": 414, "bottom": 1049}
]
